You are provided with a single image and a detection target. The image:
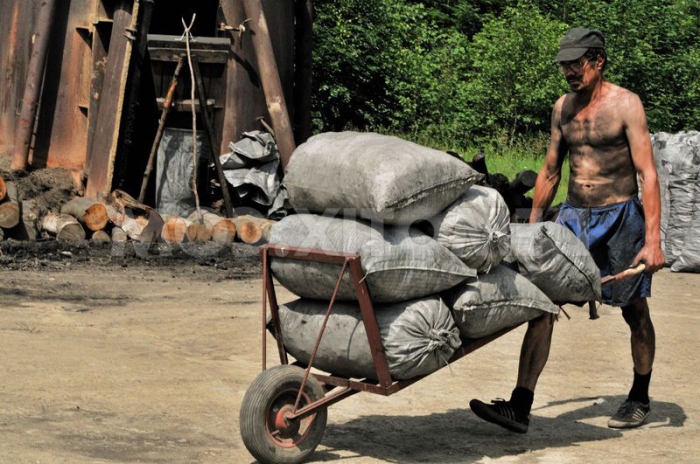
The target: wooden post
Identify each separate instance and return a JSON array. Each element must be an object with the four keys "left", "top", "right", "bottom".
[
  {"left": 85, "top": 0, "right": 137, "bottom": 199},
  {"left": 242, "top": 0, "right": 297, "bottom": 170},
  {"left": 294, "top": 0, "right": 313, "bottom": 144},
  {"left": 11, "top": 0, "right": 58, "bottom": 171},
  {"left": 191, "top": 56, "right": 235, "bottom": 217},
  {"left": 138, "top": 56, "right": 185, "bottom": 204}
]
